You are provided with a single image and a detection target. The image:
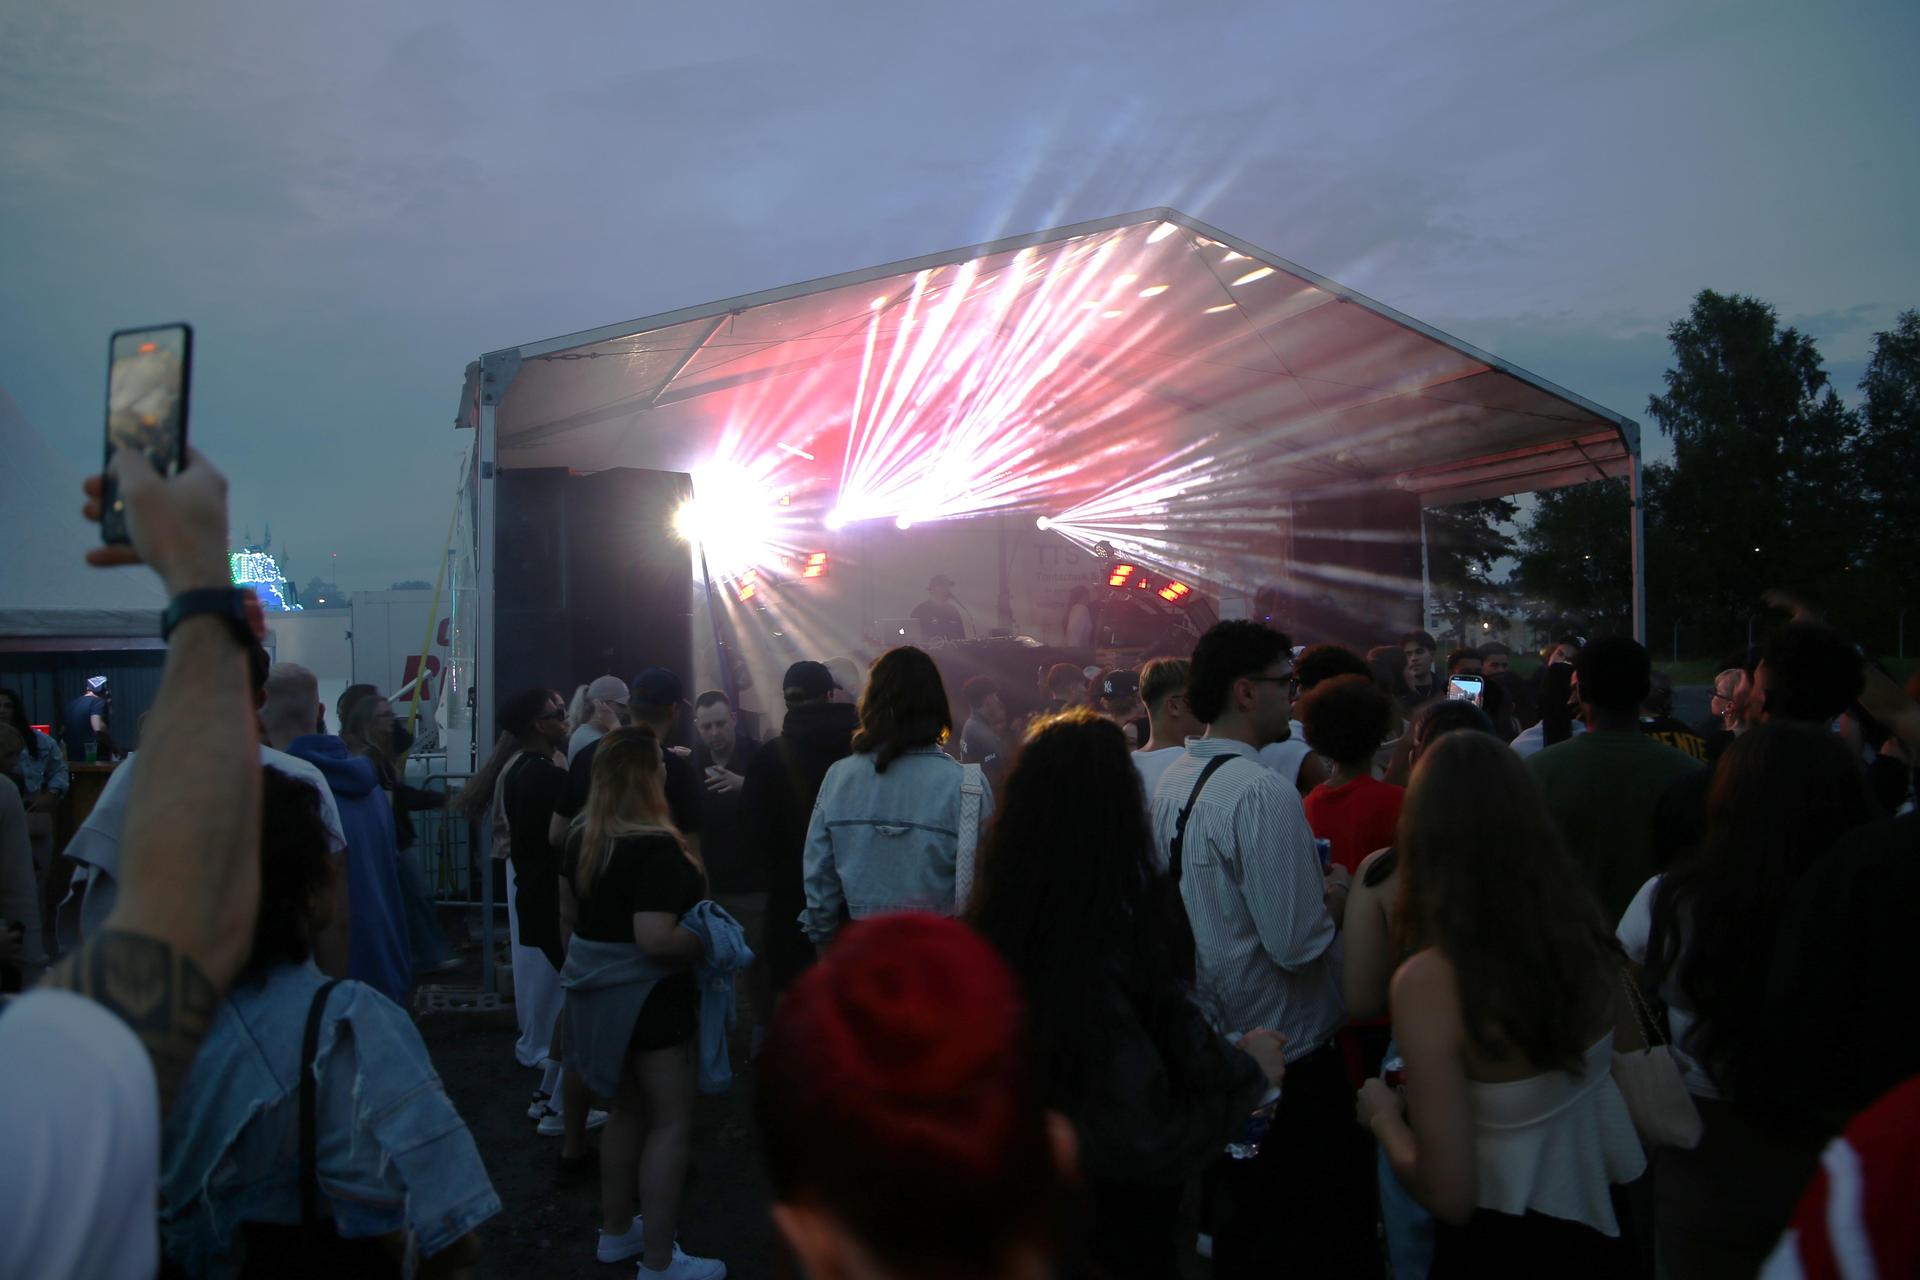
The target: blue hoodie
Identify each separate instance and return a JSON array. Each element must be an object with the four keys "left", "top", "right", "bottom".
[{"left": 286, "top": 735, "right": 412, "bottom": 1005}]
